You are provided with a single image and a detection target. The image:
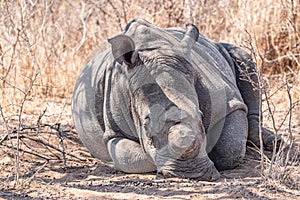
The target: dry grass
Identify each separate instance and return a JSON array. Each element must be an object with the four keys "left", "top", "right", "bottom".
[
  {"left": 0, "top": 0, "right": 299, "bottom": 198},
  {"left": 0, "top": 0, "right": 299, "bottom": 112}
]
